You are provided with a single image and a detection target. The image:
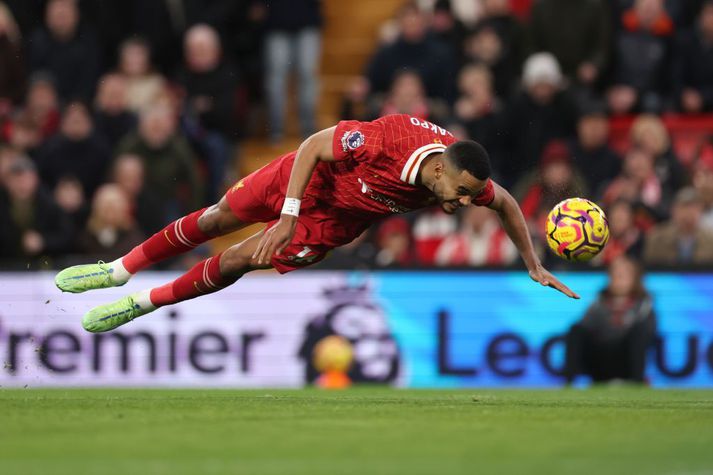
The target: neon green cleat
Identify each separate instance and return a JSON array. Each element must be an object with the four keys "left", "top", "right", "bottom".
[
  {"left": 82, "top": 294, "right": 153, "bottom": 333},
  {"left": 55, "top": 262, "right": 124, "bottom": 293}
]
